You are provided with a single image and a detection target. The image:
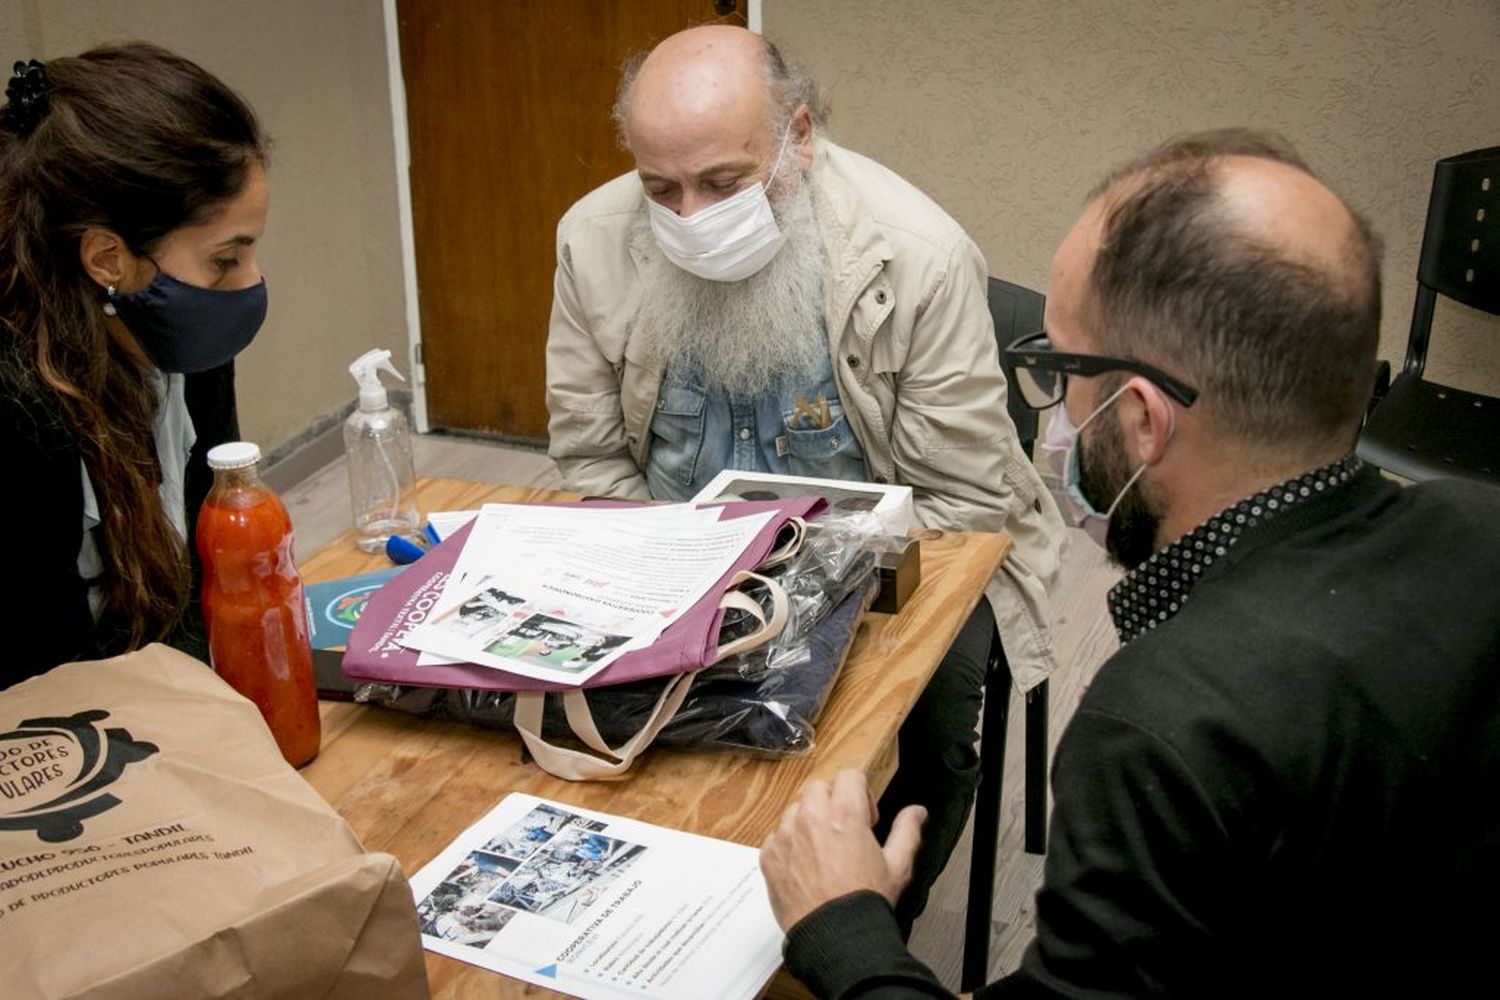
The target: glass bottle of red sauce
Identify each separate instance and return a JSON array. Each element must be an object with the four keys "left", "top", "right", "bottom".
[{"left": 197, "top": 441, "right": 320, "bottom": 767}]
